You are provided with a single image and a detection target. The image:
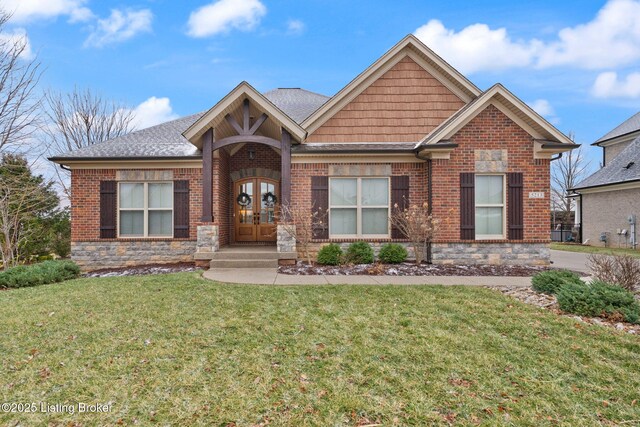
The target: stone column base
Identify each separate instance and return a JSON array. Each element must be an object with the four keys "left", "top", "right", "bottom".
[
  {"left": 277, "top": 225, "right": 297, "bottom": 260},
  {"left": 196, "top": 224, "right": 219, "bottom": 255}
]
